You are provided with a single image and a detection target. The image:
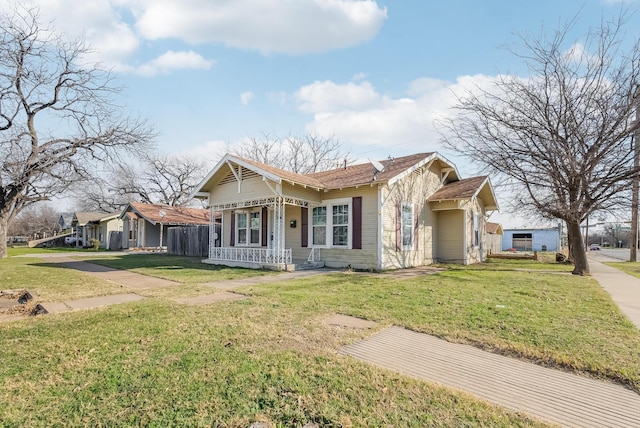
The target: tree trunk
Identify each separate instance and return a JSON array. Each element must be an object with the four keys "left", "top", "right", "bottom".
[
  {"left": 0, "top": 216, "right": 8, "bottom": 259},
  {"left": 567, "top": 220, "right": 589, "bottom": 275}
]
